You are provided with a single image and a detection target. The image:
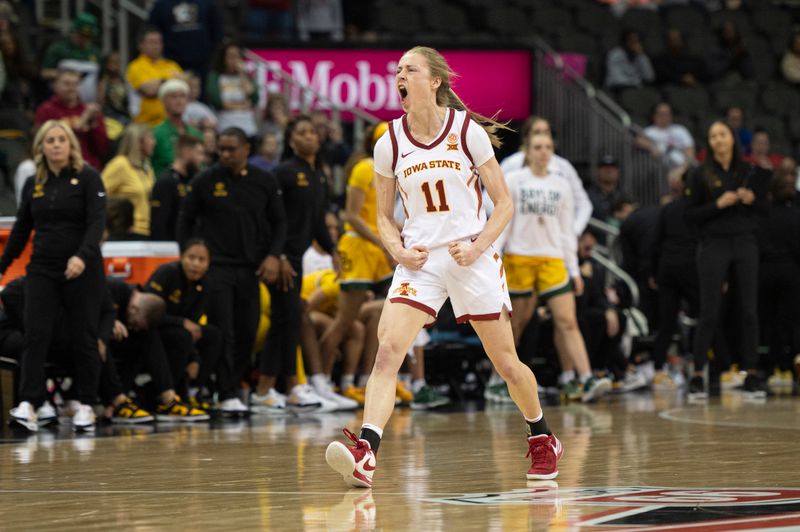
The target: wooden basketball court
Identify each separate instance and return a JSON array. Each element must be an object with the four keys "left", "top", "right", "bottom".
[{"left": 1, "top": 392, "right": 799, "bottom": 530}]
